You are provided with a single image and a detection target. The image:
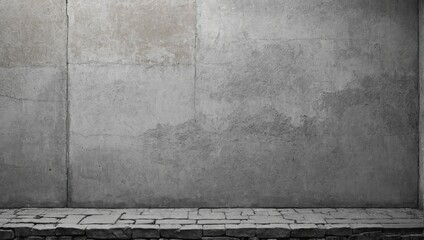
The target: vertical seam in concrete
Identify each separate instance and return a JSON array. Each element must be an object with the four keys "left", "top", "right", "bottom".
[
  {"left": 419, "top": 0, "right": 423, "bottom": 210},
  {"left": 65, "top": 0, "right": 70, "bottom": 208},
  {"left": 193, "top": 0, "right": 198, "bottom": 122}
]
